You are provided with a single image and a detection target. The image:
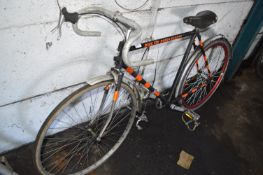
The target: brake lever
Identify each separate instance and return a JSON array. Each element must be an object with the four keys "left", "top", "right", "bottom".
[{"left": 51, "top": 7, "right": 103, "bottom": 39}]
